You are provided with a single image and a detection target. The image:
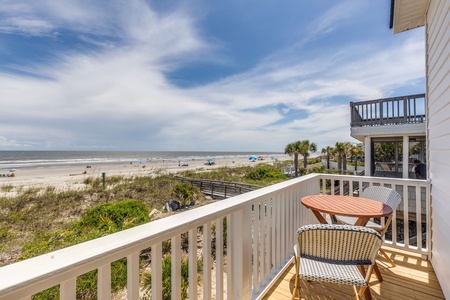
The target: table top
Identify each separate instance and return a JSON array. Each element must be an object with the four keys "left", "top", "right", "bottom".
[{"left": 301, "top": 194, "right": 393, "bottom": 218}]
